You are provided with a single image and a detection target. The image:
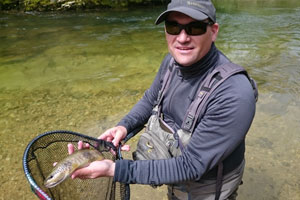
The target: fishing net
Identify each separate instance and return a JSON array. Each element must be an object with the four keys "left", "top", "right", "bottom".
[{"left": 23, "top": 130, "right": 130, "bottom": 200}]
